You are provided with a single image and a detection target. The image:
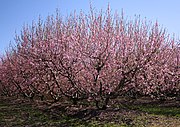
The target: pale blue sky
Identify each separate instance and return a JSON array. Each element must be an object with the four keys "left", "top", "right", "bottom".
[{"left": 0, "top": 0, "right": 180, "bottom": 55}]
